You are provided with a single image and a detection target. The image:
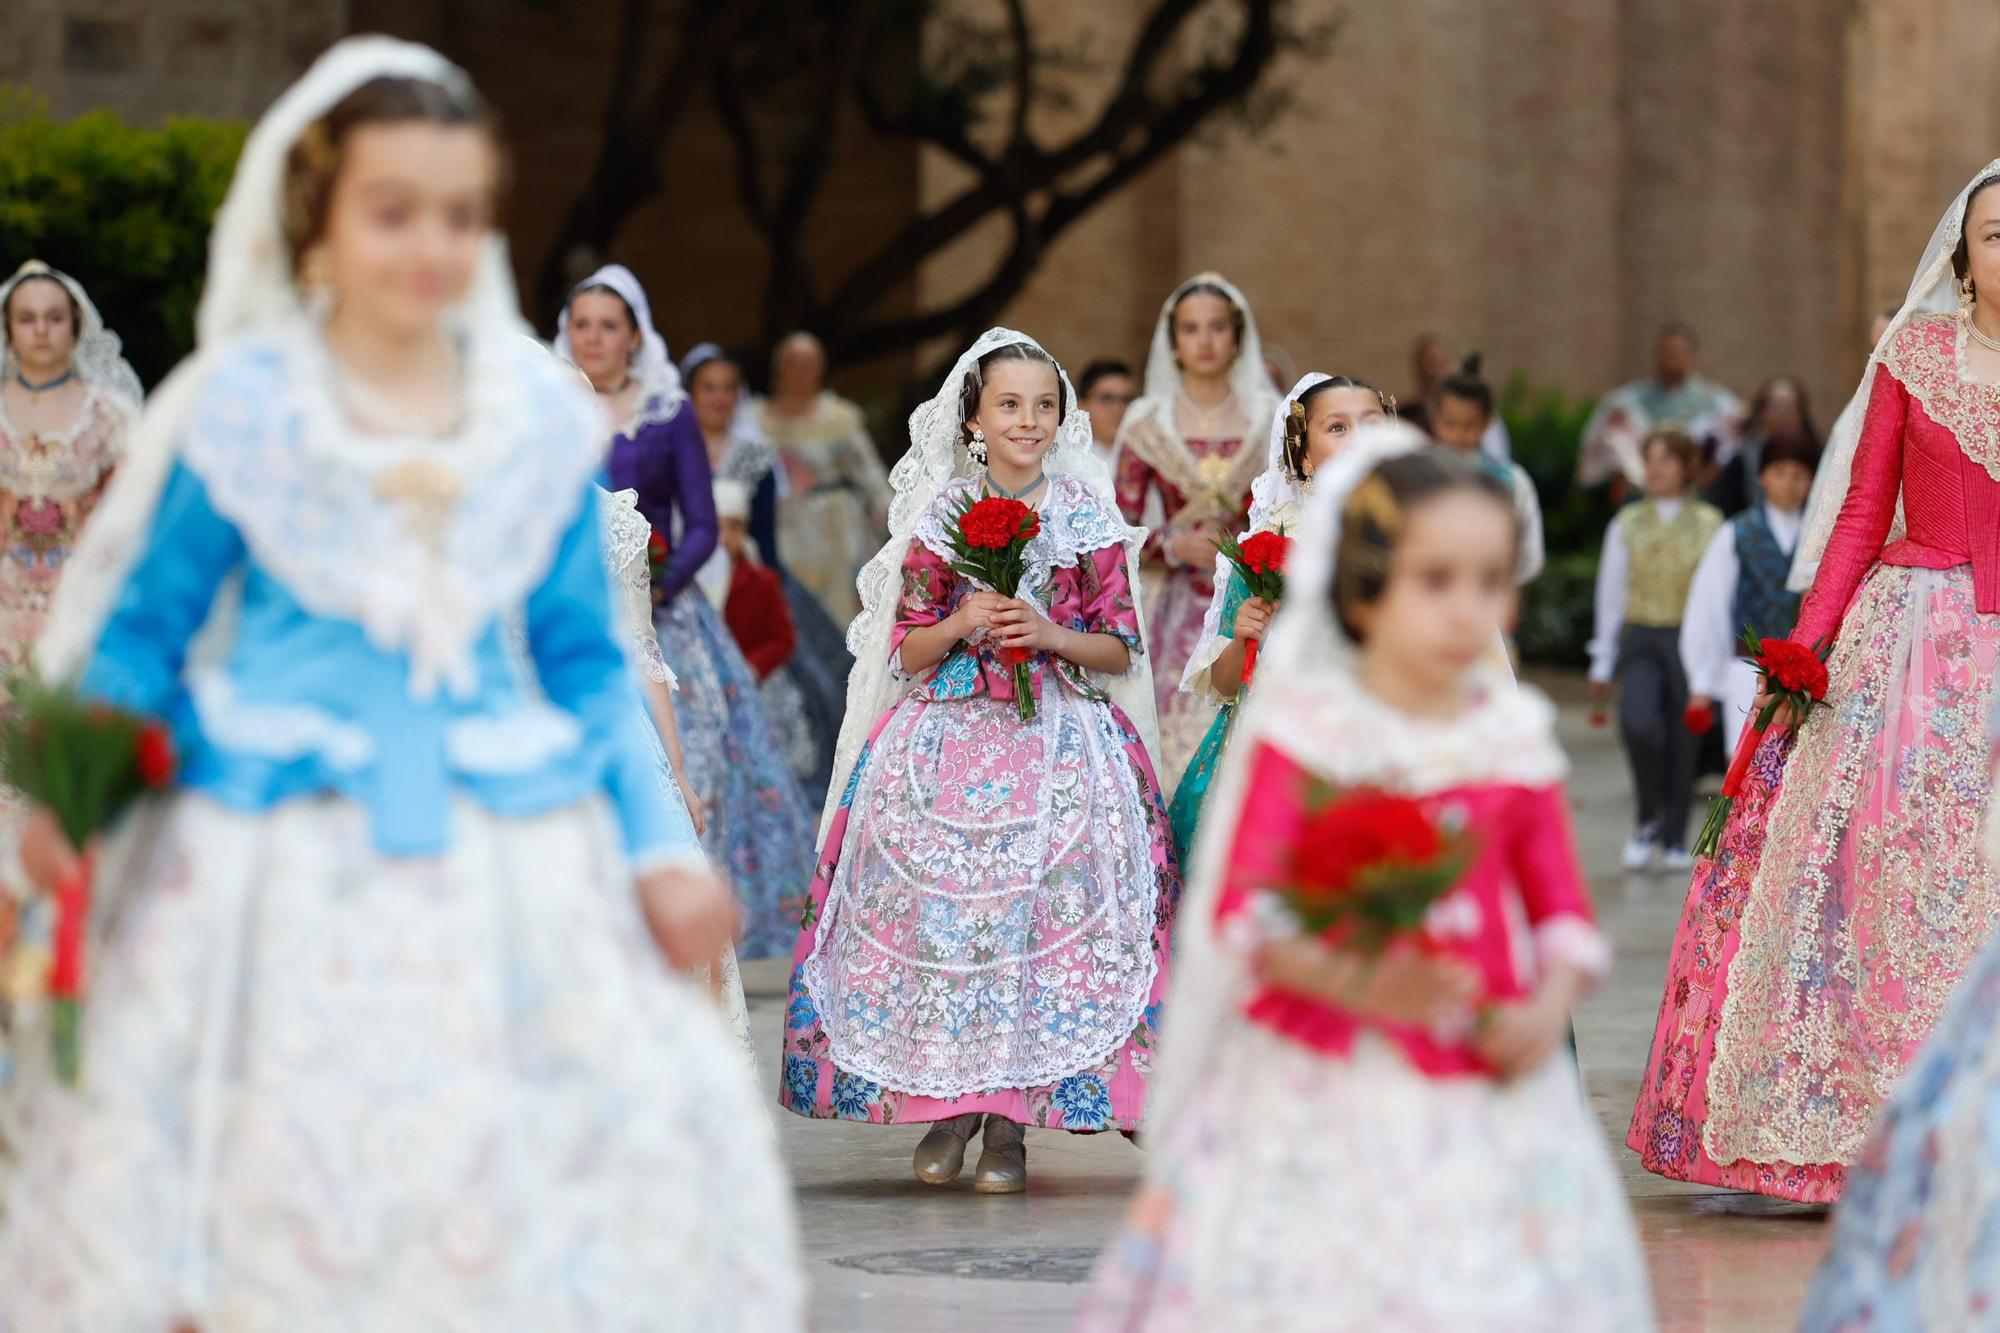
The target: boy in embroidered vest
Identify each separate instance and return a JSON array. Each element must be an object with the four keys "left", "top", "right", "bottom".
[
  {"left": 1588, "top": 427, "right": 1724, "bottom": 872},
  {"left": 1680, "top": 430, "right": 1818, "bottom": 761}
]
